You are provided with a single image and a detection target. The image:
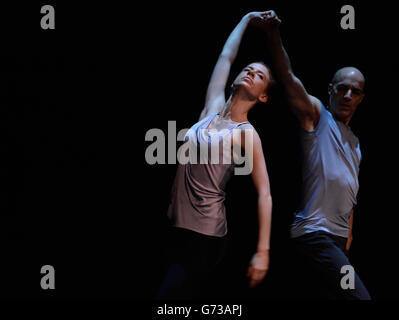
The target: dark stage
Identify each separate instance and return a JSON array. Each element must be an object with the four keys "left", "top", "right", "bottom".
[{"left": 1, "top": 1, "right": 398, "bottom": 311}]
